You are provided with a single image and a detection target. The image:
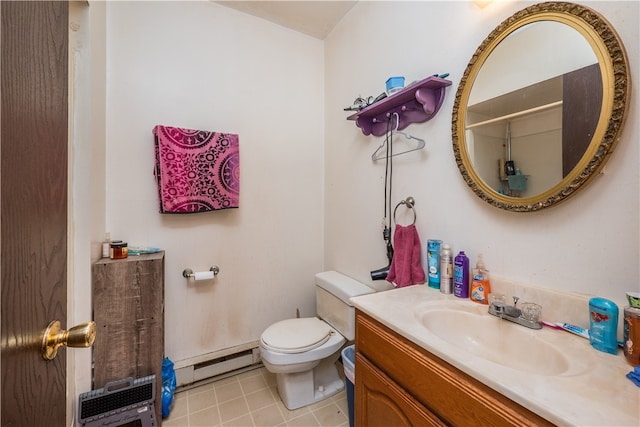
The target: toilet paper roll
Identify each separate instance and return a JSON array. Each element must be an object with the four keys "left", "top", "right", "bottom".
[{"left": 194, "top": 271, "right": 215, "bottom": 281}]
